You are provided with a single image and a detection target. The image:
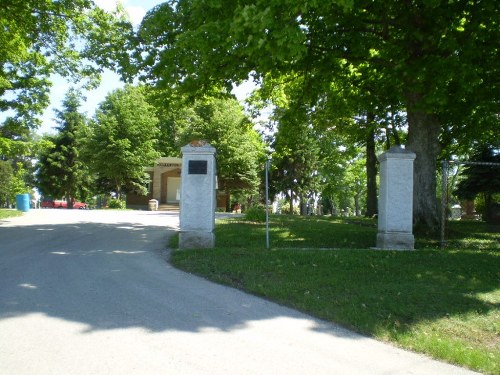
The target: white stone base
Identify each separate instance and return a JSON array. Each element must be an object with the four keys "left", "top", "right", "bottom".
[
  {"left": 376, "top": 232, "right": 414, "bottom": 250},
  {"left": 179, "top": 231, "right": 215, "bottom": 249}
]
